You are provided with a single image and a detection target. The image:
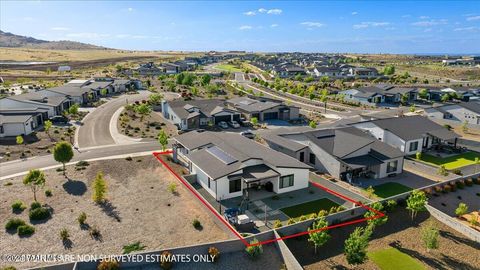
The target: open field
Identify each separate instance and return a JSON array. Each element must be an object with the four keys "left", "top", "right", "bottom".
[
  {"left": 0, "top": 156, "right": 229, "bottom": 269},
  {"left": 214, "top": 63, "right": 243, "bottom": 72},
  {"left": 417, "top": 152, "right": 480, "bottom": 170}
]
